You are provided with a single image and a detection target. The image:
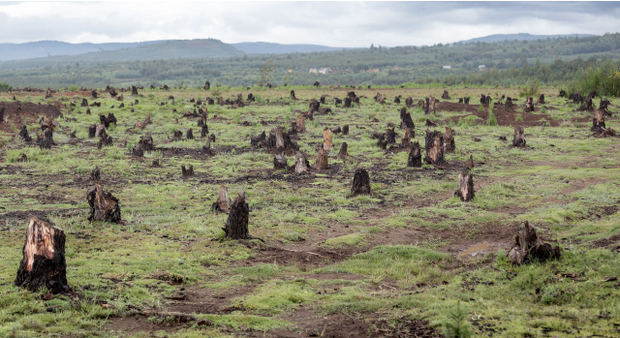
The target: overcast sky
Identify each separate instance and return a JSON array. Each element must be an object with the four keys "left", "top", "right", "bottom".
[{"left": 0, "top": 1, "right": 619, "bottom": 47}]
